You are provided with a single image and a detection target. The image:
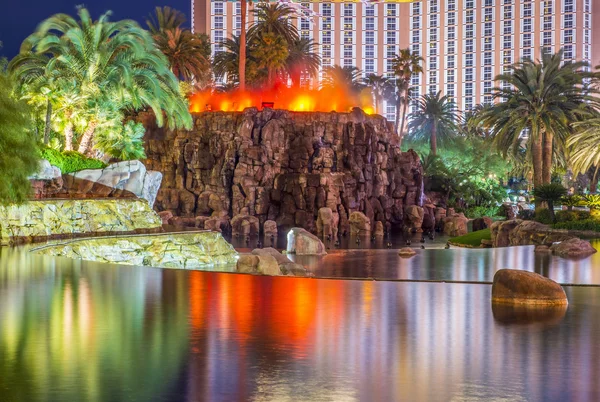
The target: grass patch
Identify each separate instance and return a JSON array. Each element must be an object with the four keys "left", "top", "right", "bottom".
[
  {"left": 449, "top": 228, "right": 491, "bottom": 247},
  {"left": 553, "top": 219, "right": 600, "bottom": 232},
  {"left": 41, "top": 148, "right": 106, "bottom": 174}
]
